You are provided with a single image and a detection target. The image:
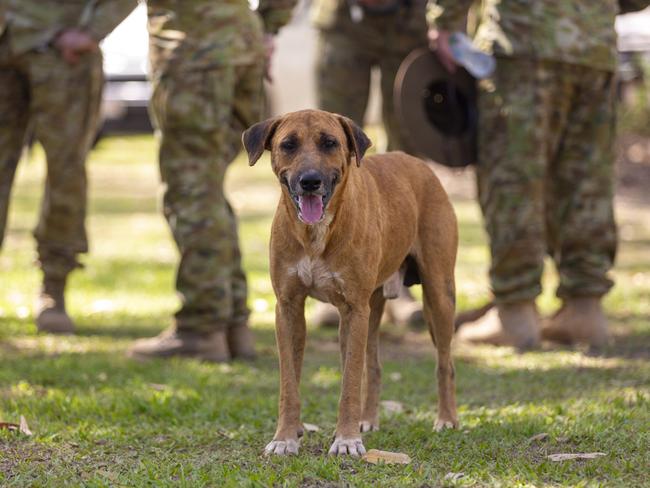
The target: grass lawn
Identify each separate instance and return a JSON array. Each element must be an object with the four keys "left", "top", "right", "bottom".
[{"left": 1, "top": 134, "right": 649, "bottom": 487}]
